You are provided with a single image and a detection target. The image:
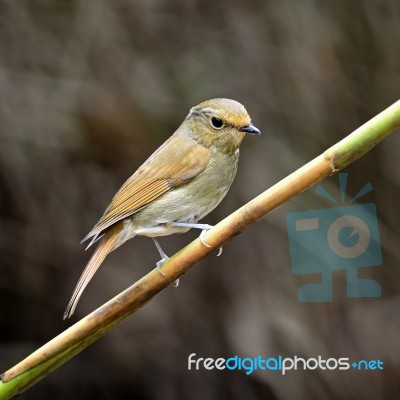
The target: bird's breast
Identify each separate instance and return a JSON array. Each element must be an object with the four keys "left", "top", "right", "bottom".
[{"left": 129, "top": 149, "right": 240, "bottom": 237}]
